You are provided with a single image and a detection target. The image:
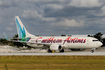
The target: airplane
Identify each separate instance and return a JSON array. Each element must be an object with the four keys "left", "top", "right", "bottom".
[{"left": 6, "top": 16, "right": 103, "bottom": 53}]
